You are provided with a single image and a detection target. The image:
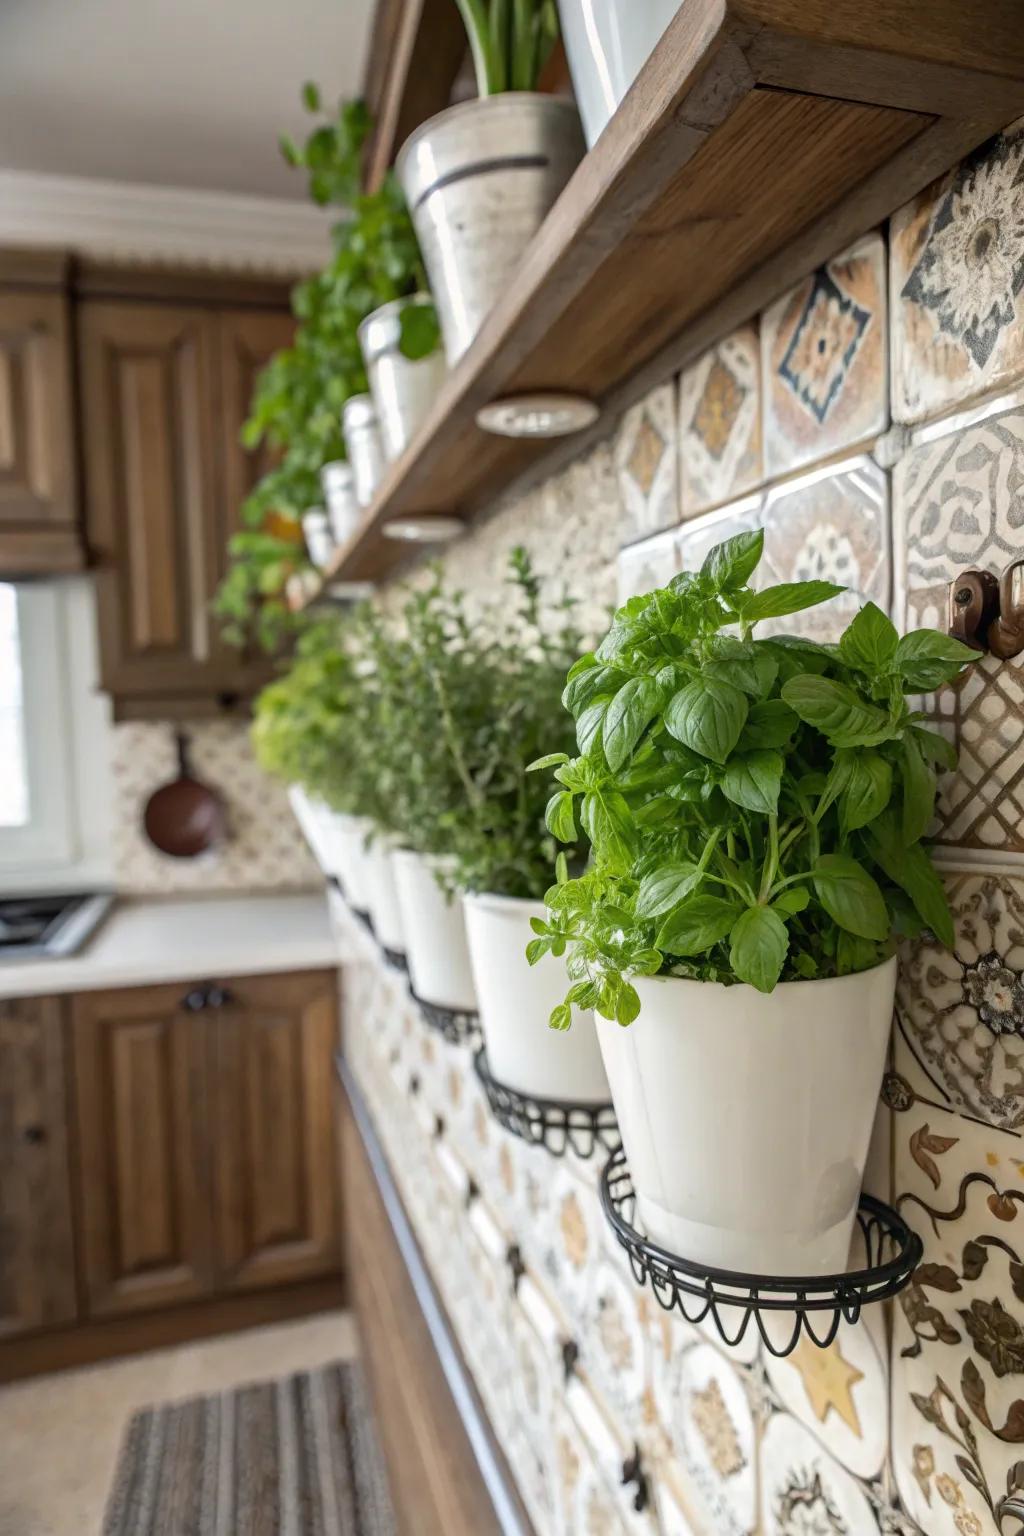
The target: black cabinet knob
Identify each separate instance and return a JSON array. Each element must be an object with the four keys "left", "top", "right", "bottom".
[
  {"left": 181, "top": 988, "right": 208, "bottom": 1012},
  {"left": 22, "top": 1125, "right": 47, "bottom": 1145}
]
